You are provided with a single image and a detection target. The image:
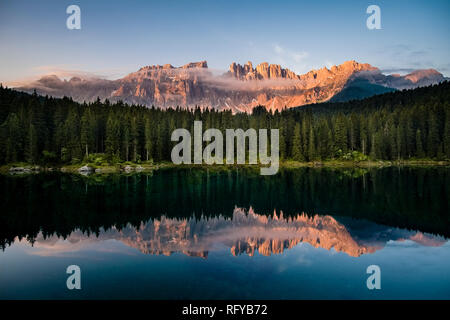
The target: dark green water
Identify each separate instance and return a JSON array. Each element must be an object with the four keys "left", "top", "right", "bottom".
[{"left": 0, "top": 167, "right": 449, "bottom": 299}]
